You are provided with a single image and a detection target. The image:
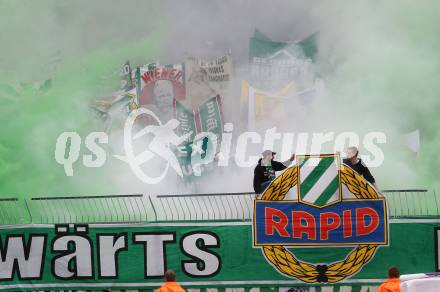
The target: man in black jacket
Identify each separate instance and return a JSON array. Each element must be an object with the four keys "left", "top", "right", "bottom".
[
  {"left": 253, "top": 150, "right": 295, "bottom": 194},
  {"left": 343, "top": 146, "right": 379, "bottom": 190}
]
